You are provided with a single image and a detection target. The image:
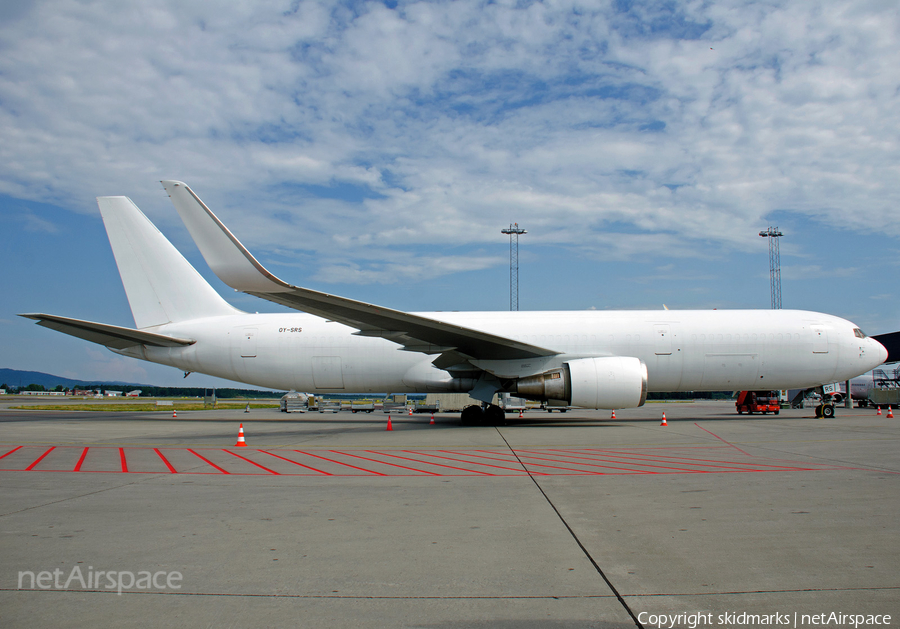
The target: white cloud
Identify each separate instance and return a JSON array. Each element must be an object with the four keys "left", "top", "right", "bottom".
[
  {"left": 1, "top": 0, "right": 898, "bottom": 284},
  {"left": 780, "top": 264, "right": 859, "bottom": 281}
]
